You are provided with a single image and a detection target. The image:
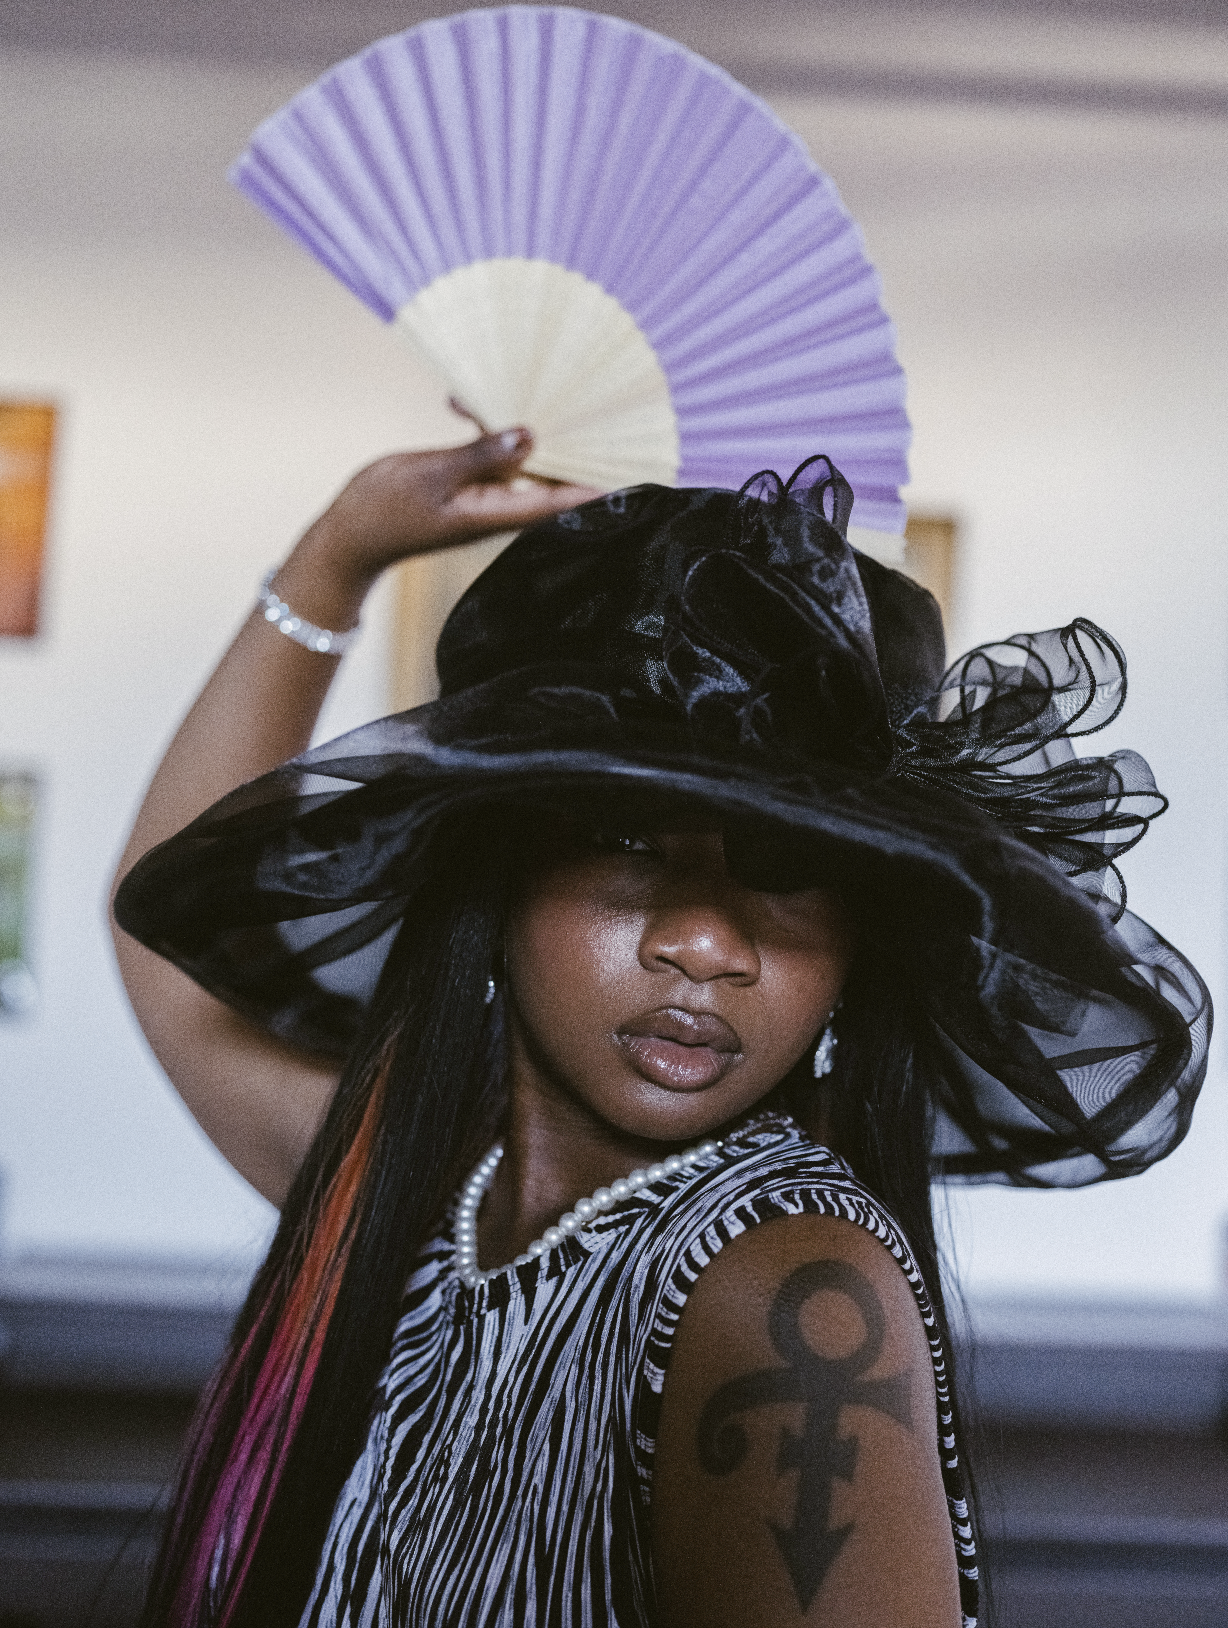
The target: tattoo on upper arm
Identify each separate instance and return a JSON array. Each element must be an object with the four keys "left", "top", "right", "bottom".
[{"left": 695, "top": 1259, "right": 913, "bottom": 1612}]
